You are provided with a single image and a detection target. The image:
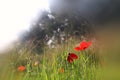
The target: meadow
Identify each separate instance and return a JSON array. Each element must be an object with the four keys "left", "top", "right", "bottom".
[{"left": 0, "top": 38, "right": 102, "bottom": 80}]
